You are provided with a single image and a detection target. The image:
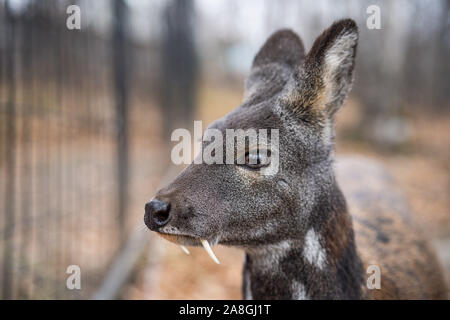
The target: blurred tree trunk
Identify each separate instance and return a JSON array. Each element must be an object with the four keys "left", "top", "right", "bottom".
[
  {"left": 113, "top": 0, "right": 129, "bottom": 244},
  {"left": 159, "top": 0, "right": 198, "bottom": 139},
  {"left": 431, "top": 0, "right": 450, "bottom": 109},
  {"left": 355, "top": 0, "right": 410, "bottom": 148}
]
